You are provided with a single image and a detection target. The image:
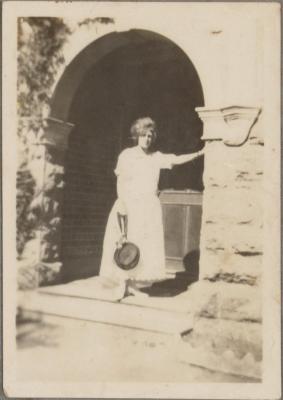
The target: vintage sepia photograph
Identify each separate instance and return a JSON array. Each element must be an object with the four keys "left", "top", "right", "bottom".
[{"left": 3, "top": 1, "right": 281, "bottom": 398}]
